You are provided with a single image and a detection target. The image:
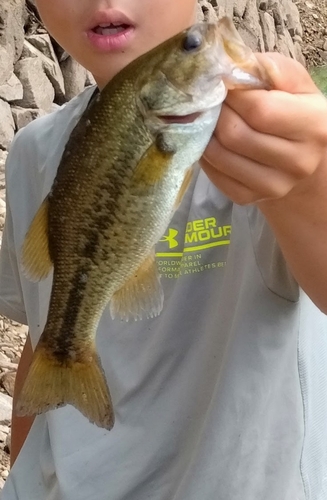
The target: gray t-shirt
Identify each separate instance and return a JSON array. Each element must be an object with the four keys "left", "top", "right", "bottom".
[{"left": 1, "top": 87, "right": 327, "bottom": 500}]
